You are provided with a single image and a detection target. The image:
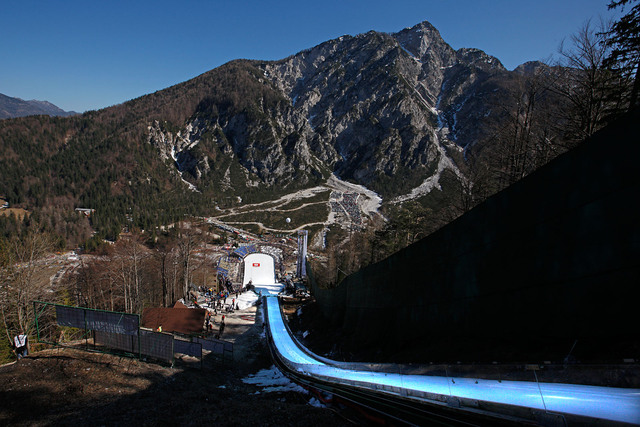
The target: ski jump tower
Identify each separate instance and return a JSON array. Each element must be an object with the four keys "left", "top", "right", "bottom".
[{"left": 296, "top": 230, "right": 308, "bottom": 278}]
